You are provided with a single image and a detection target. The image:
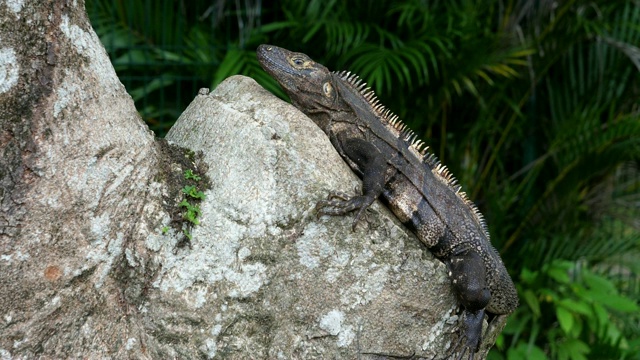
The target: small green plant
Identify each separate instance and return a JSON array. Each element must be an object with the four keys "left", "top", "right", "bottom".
[
  {"left": 176, "top": 167, "right": 207, "bottom": 241},
  {"left": 184, "top": 169, "right": 201, "bottom": 181},
  {"left": 181, "top": 185, "right": 206, "bottom": 200},
  {"left": 161, "top": 226, "right": 170, "bottom": 234},
  {"left": 179, "top": 198, "right": 202, "bottom": 225}
]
